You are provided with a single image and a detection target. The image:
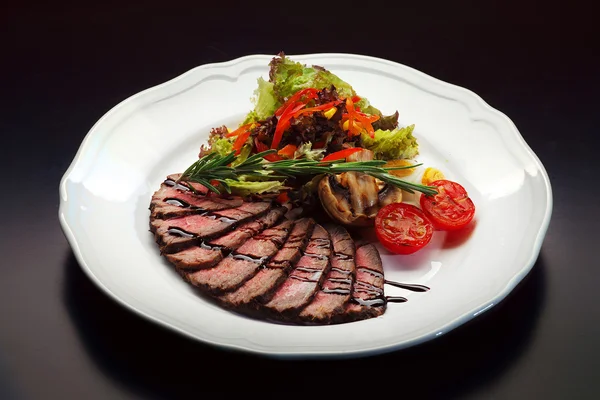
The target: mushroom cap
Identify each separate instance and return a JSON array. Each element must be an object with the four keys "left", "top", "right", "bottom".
[{"left": 317, "top": 149, "right": 404, "bottom": 227}]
